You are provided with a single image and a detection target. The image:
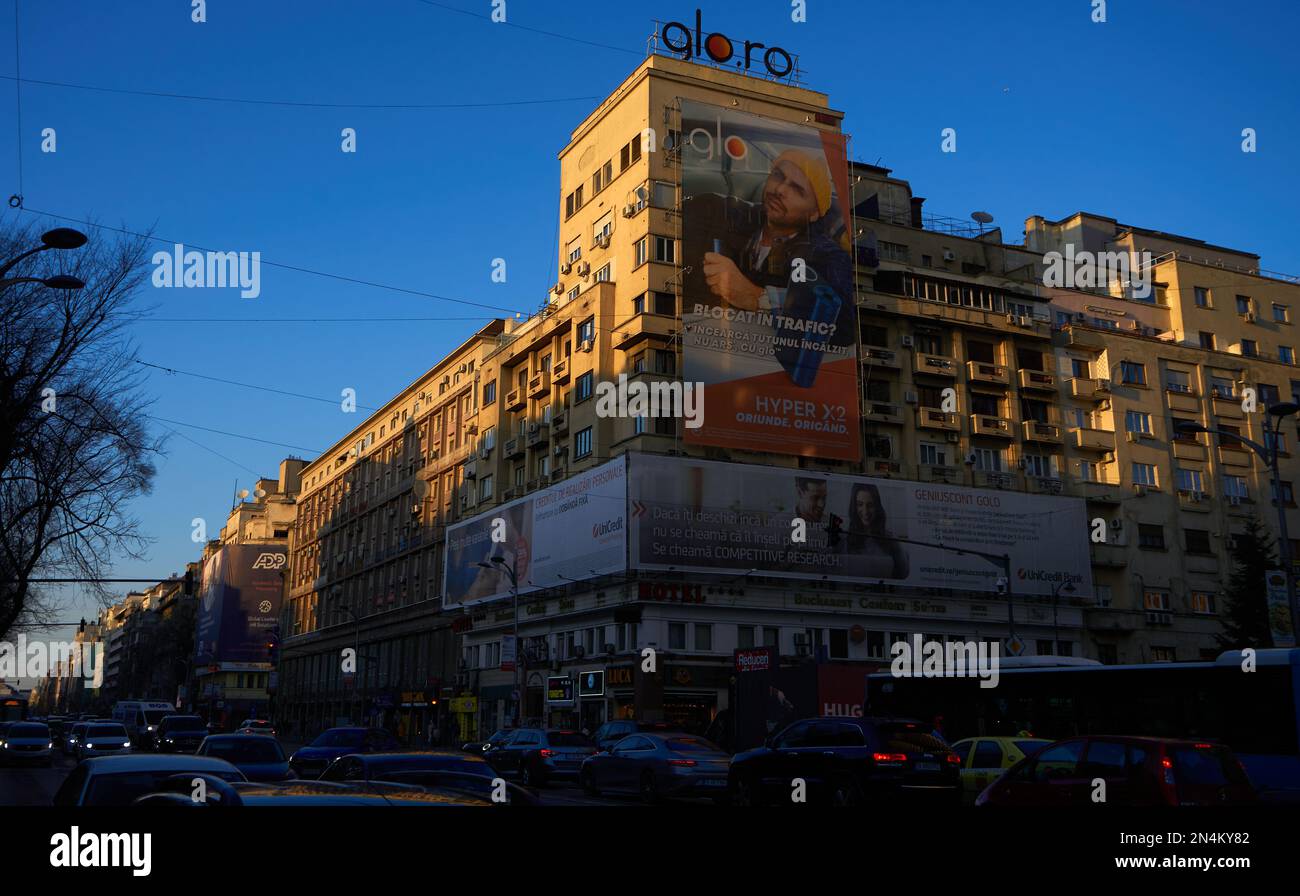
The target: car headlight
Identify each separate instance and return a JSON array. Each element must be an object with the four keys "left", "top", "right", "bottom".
[
  {"left": 122, "top": 741, "right": 132, "bottom": 748},
  {"left": 48, "top": 742, "right": 54, "bottom": 749}
]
